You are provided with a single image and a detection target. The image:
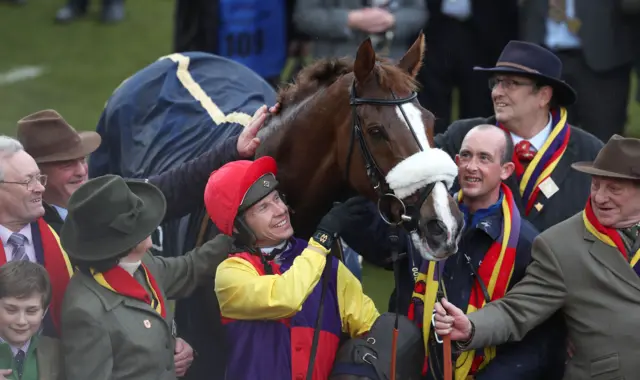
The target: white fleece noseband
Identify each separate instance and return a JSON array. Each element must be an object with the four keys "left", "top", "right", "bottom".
[{"left": 385, "top": 149, "right": 457, "bottom": 199}]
